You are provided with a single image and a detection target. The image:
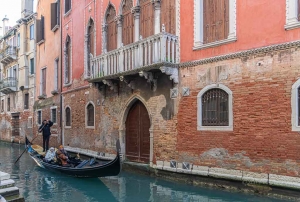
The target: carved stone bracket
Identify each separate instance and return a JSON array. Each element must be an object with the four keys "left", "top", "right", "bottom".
[
  {"left": 159, "top": 66, "right": 179, "bottom": 84},
  {"left": 139, "top": 71, "right": 157, "bottom": 91},
  {"left": 119, "top": 76, "right": 136, "bottom": 90},
  {"left": 103, "top": 79, "right": 118, "bottom": 92},
  {"left": 131, "top": 6, "right": 140, "bottom": 16}
]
